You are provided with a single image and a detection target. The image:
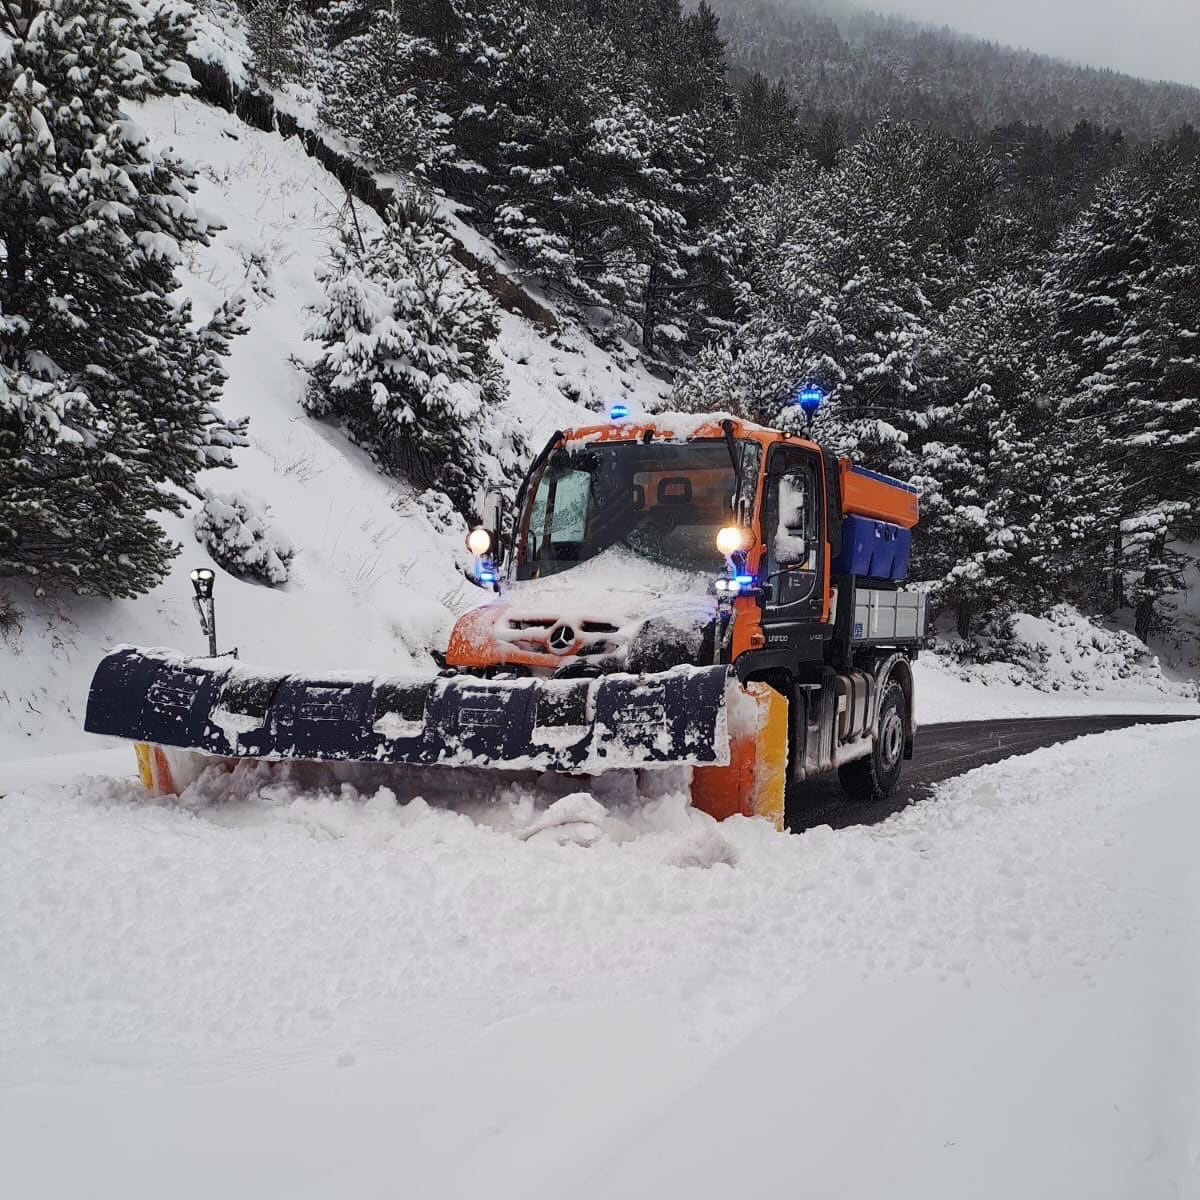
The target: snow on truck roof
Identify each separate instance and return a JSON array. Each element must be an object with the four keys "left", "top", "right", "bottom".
[
  {"left": 564, "top": 411, "right": 820, "bottom": 450},
  {"left": 562, "top": 413, "right": 922, "bottom": 527}
]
